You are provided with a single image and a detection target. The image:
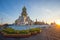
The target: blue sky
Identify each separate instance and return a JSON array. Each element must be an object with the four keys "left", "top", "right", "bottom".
[{"left": 0, "top": 0, "right": 60, "bottom": 24}]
